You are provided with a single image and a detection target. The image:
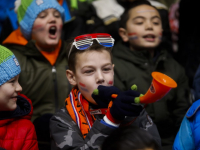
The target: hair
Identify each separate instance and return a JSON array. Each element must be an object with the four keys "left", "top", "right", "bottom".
[
  {"left": 101, "top": 126, "right": 161, "bottom": 150},
  {"left": 119, "top": 0, "right": 158, "bottom": 29},
  {"left": 68, "top": 40, "right": 113, "bottom": 73}
]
